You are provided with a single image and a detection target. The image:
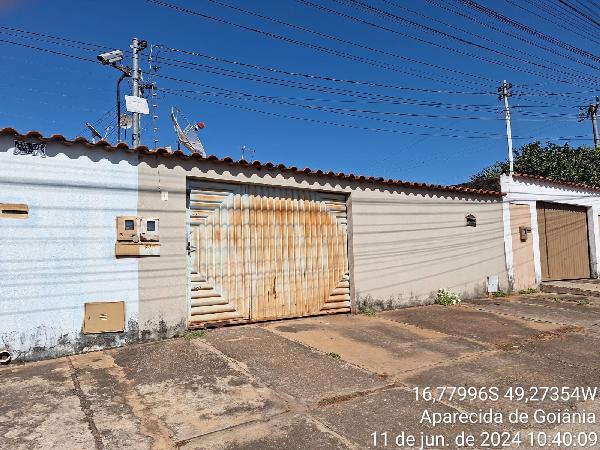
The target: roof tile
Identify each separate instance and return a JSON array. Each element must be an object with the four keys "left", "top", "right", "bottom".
[{"left": 0, "top": 127, "right": 503, "bottom": 197}]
